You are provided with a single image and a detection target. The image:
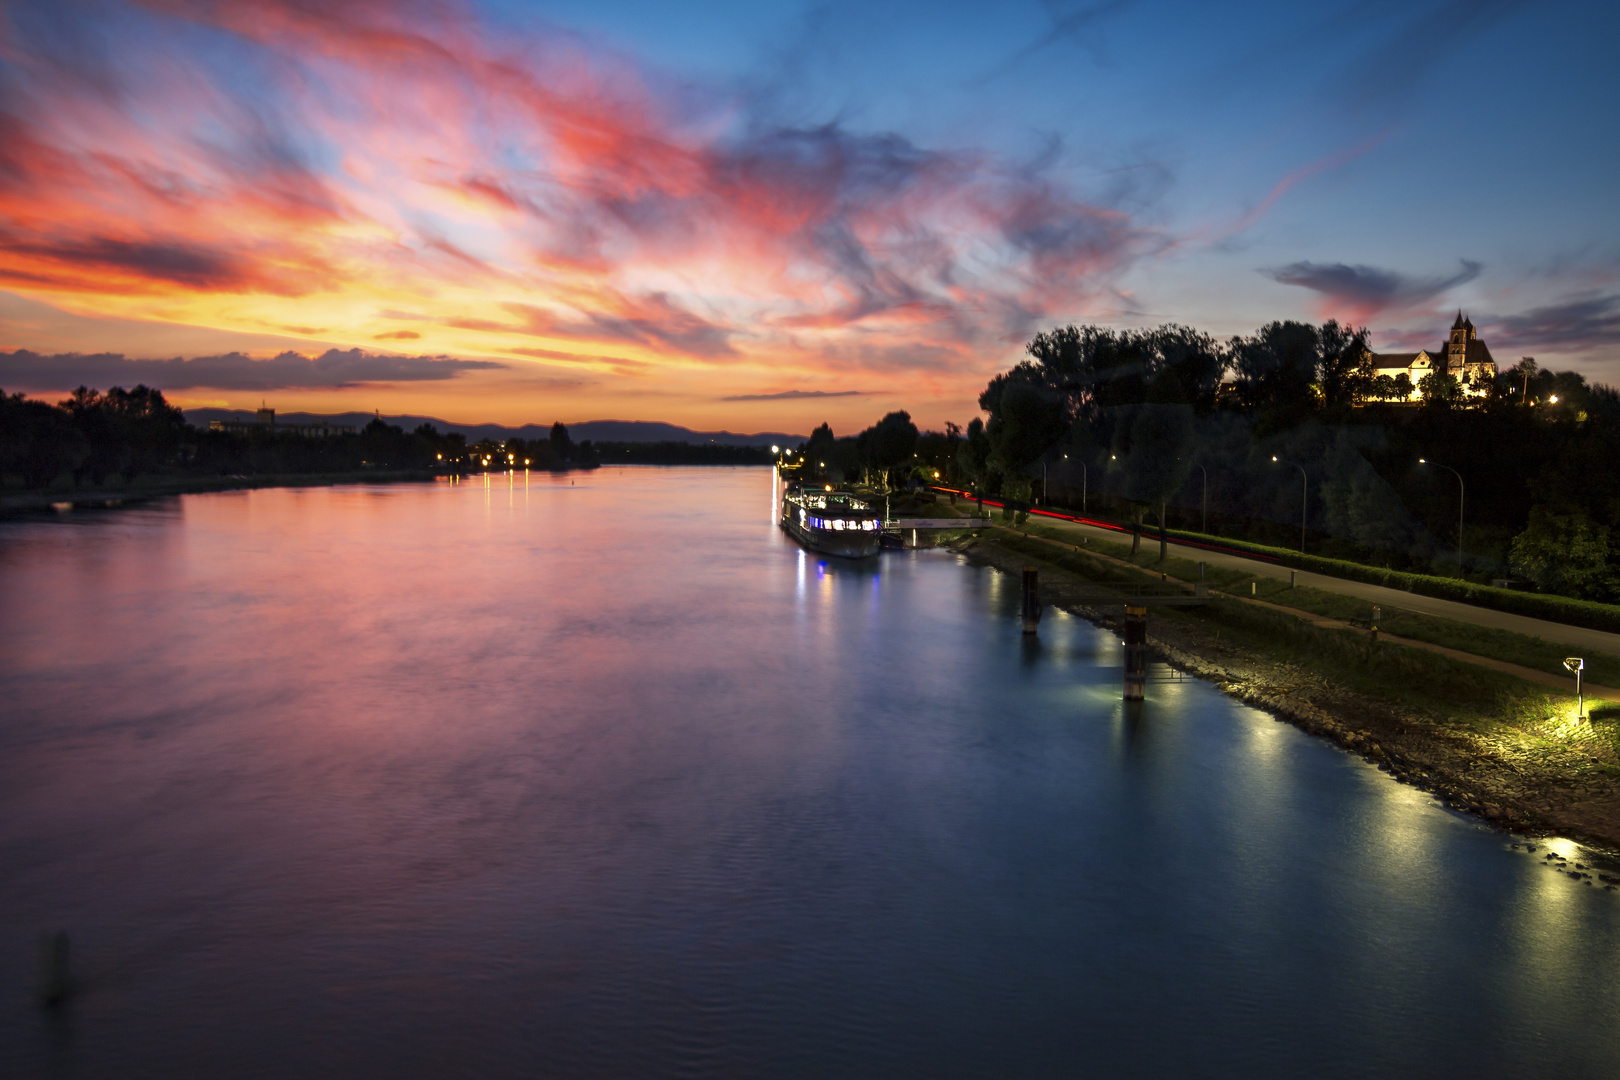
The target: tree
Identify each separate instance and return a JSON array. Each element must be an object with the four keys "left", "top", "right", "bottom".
[
  {"left": 550, "top": 421, "right": 573, "bottom": 462},
  {"left": 0, "top": 390, "right": 86, "bottom": 487},
  {"left": 1227, "top": 321, "right": 1326, "bottom": 433},
  {"left": 58, "top": 384, "right": 186, "bottom": 483},
  {"left": 856, "top": 411, "right": 919, "bottom": 488},
  {"left": 956, "top": 418, "right": 992, "bottom": 489},
  {"left": 1510, "top": 505, "right": 1616, "bottom": 600},
  {"left": 1417, "top": 370, "right": 1461, "bottom": 409},
  {"left": 1315, "top": 321, "right": 1374, "bottom": 413},
  {"left": 980, "top": 379, "right": 1065, "bottom": 483},
  {"left": 802, "top": 423, "right": 836, "bottom": 478}
]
